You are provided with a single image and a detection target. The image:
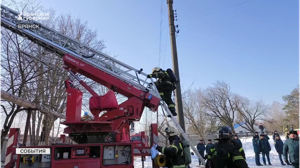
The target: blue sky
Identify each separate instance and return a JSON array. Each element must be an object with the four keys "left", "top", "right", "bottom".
[{"left": 37, "top": 0, "right": 298, "bottom": 105}]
